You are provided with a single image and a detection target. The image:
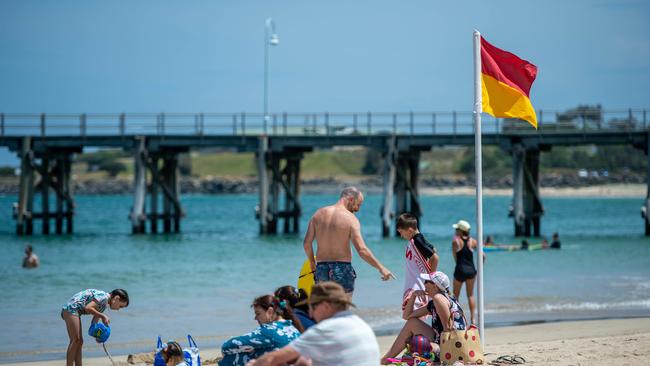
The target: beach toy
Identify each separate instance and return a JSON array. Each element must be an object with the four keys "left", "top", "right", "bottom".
[
  {"left": 384, "top": 358, "right": 405, "bottom": 364},
  {"left": 297, "top": 256, "right": 316, "bottom": 296},
  {"left": 409, "top": 335, "right": 433, "bottom": 355},
  {"left": 88, "top": 322, "right": 111, "bottom": 343},
  {"left": 400, "top": 354, "right": 414, "bottom": 365}
]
